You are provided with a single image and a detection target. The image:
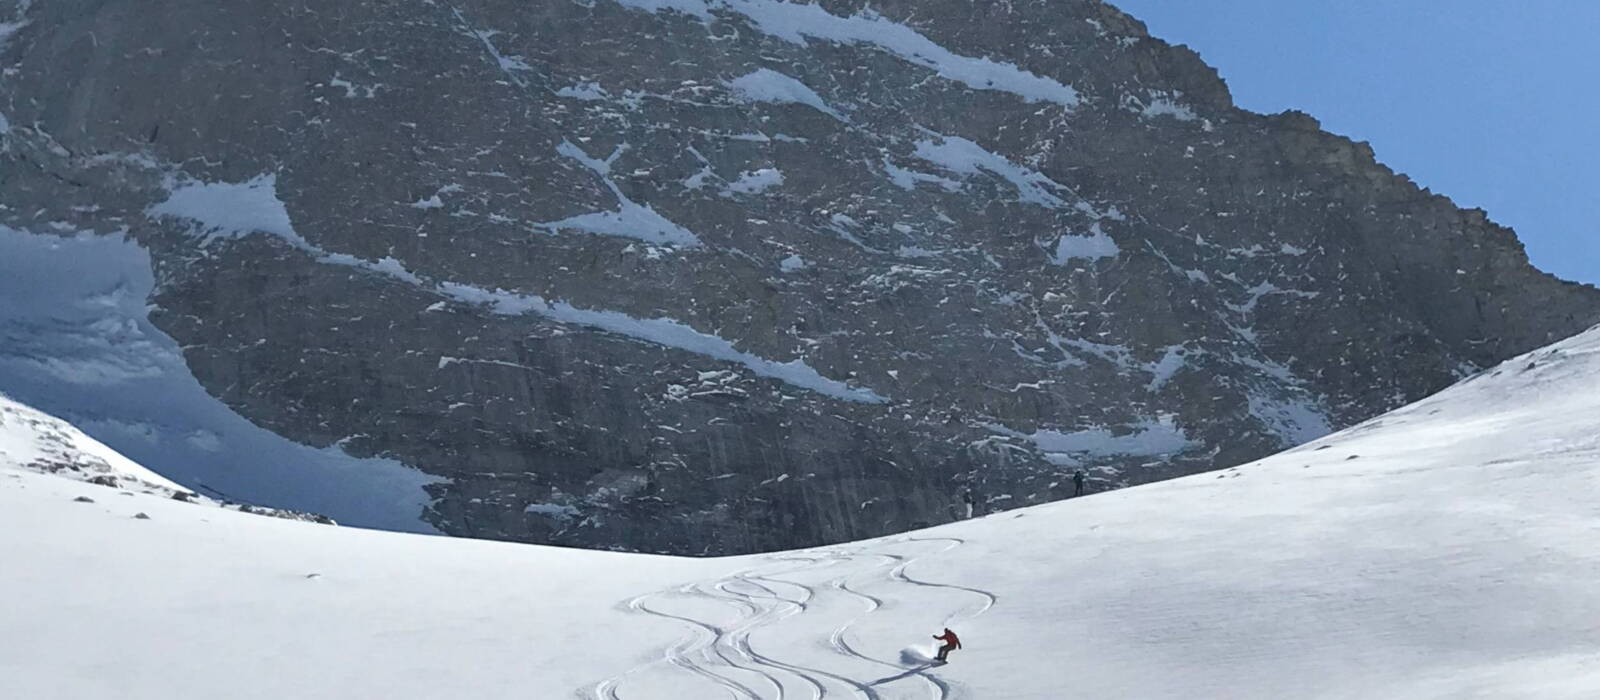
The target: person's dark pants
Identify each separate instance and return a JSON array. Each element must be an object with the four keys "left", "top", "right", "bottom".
[
  {"left": 1074, "top": 484, "right": 1084, "bottom": 497},
  {"left": 937, "top": 644, "right": 955, "bottom": 661}
]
